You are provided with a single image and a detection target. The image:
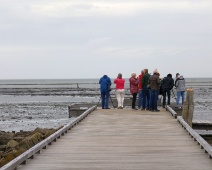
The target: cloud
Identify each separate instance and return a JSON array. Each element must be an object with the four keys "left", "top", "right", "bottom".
[
  {"left": 30, "top": 1, "right": 211, "bottom": 19},
  {"left": 1, "top": 0, "right": 211, "bottom": 19},
  {"left": 0, "top": 0, "right": 211, "bottom": 78}
]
